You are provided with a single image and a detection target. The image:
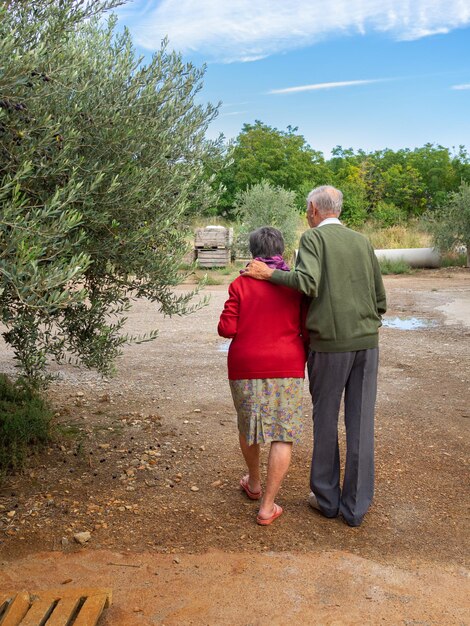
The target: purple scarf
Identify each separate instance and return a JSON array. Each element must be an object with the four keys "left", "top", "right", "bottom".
[{"left": 240, "top": 255, "right": 290, "bottom": 274}]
